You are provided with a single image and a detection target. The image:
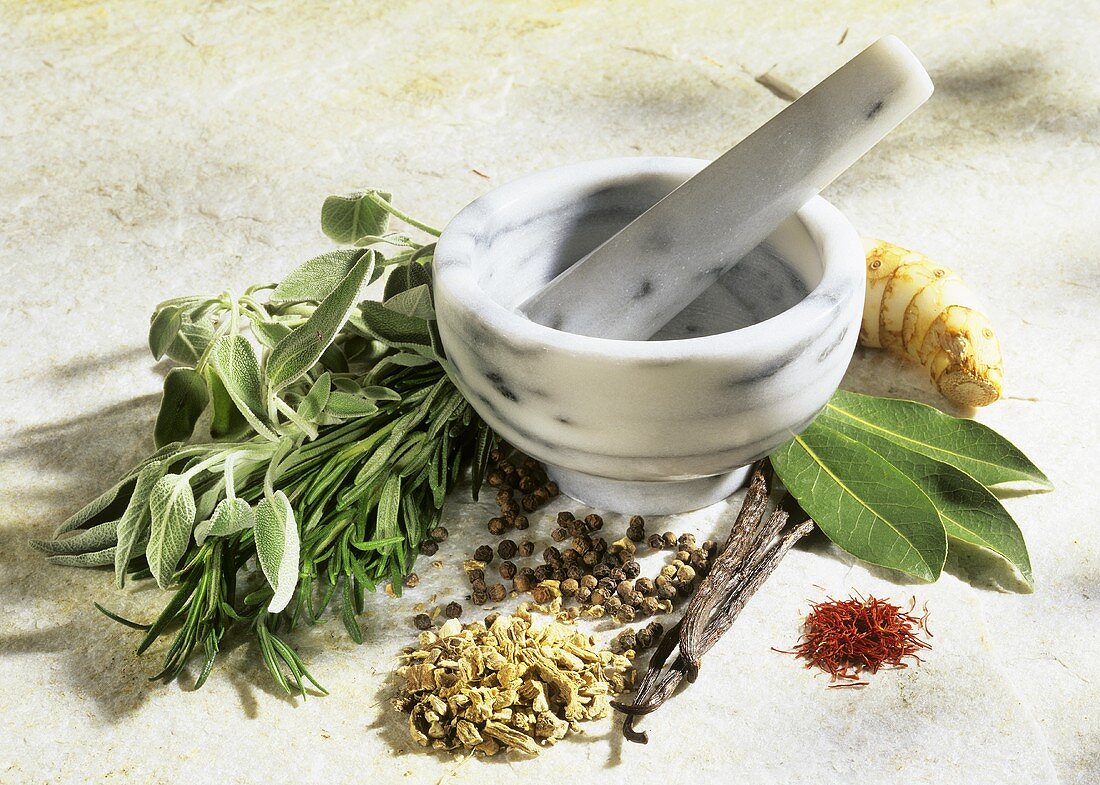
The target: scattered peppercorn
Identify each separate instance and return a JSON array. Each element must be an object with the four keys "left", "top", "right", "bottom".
[
  {"left": 473, "top": 545, "right": 494, "bottom": 563},
  {"left": 498, "top": 539, "right": 518, "bottom": 560},
  {"left": 429, "top": 526, "right": 449, "bottom": 542},
  {"left": 531, "top": 585, "right": 554, "bottom": 605},
  {"left": 518, "top": 540, "right": 535, "bottom": 557},
  {"left": 487, "top": 517, "right": 507, "bottom": 536},
  {"left": 419, "top": 540, "right": 439, "bottom": 557},
  {"left": 499, "top": 561, "right": 517, "bottom": 580},
  {"left": 487, "top": 583, "right": 507, "bottom": 603},
  {"left": 514, "top": 515, "right": 530, "bottom": 530},
  {"left": 444, "top": 601, "right": 462, "bottom": 619},
  {"left": 413, "top": 613, "right": 432, "bottom": 630}
]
